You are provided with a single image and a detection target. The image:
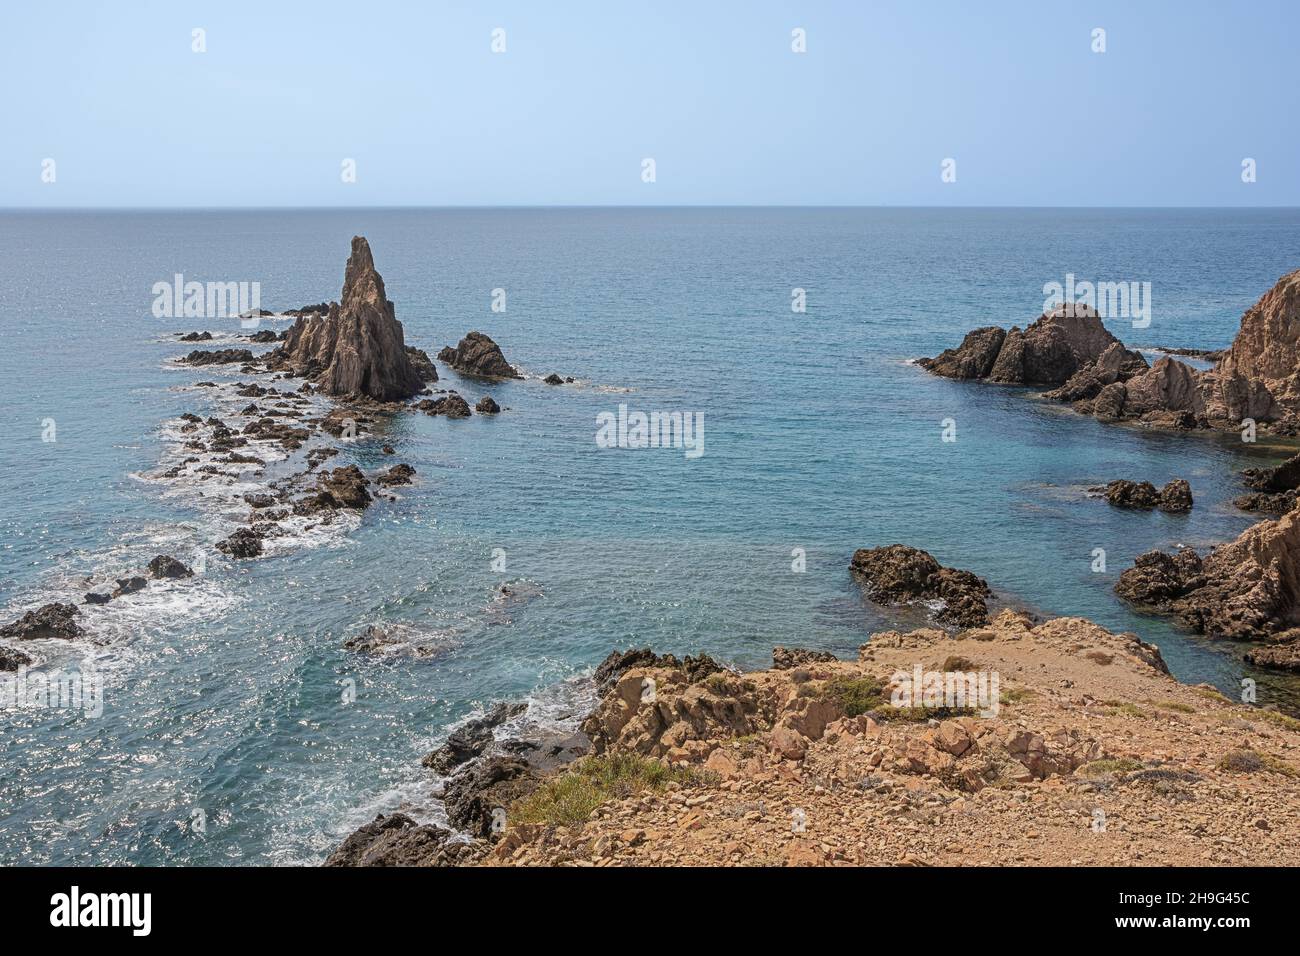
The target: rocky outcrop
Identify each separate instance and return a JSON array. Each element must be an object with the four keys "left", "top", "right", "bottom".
[
  {"left": 1116, "top": 503, "right": 1300, "bottom": 655},
  {"left": 1095, "top": 478, "right": 1192, "bottom": 513},
  {"left": 422, "top": 702, "right": 527, "bottom": 775},
  {"left": 181, "top": 348, "right": 255, "bottom": 366},
  {"left": 324, "top": 813, "right": 484, "bottom": 867},
  {"left": 1044, "top": 342, "right": 1148, "bottom": 402},
  {"left": 375, "top": 463, "right": 415, "bottom": 487},
  {"left": 0, "top": 645, "right": 33, "bottom": 671},
  {"left": 415, "top": 392, "right": 471, "bottom": 418},
  {"left": 443, "top": 756, "right": 545, "bottom": 838},
  {"left": 404, "top": 347, "right": 438, "bottom": 382},
  {"left": 216, "top": 528, "right": 264, "bottom": 559},
  {"left": 475, "top": 396, "right": 500, "bottom": 414},
  {"left": 922, "top": 305, "right": 1132, "bottom": 389},
  {"left": 772, "top": 646, "right": 838, "bottom": 669},
  {"left": 0, "top": 603, "right": 83, "bottom": 641},
  {"left": 590, "top": 648, "right": 724, "bottom": 696},
  {"left": 147, "top": 555, "right": 194, "bottom": 579},
  {"left": 1203, "top": 269, "right": 1300, "bottom": 422},
  {"left": 849, "top": 545, "right": 992, "bottom": 627},
  {"left": 297, "top": 465, "right": 372, "bottom": 512},
  {"left": 270, "top": 237, "right": 424, "bottom": 401},
  {"left": 436, "top": 332, "right": 522, "bottom": 380}
]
